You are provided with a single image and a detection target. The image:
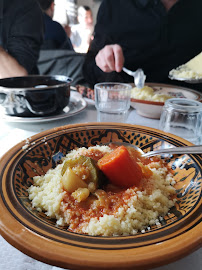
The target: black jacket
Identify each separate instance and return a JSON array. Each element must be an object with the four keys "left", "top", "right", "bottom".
[
  {"left": 83, "top": 0, "right": 202, "bottom": 90},
  {"left": 41, "top": 13, "right": 73, "bottom": 50},
  {"left": 0, "top": 0, "right": 44, "bottom": 74}
]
